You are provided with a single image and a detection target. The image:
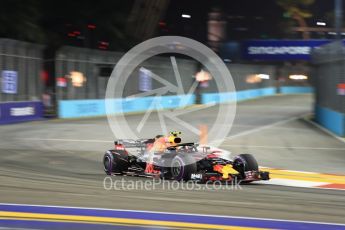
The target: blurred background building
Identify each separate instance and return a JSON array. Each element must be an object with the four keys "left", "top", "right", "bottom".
[{"left": 0, "top": 0, "right": 344, "bottom": 135}]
